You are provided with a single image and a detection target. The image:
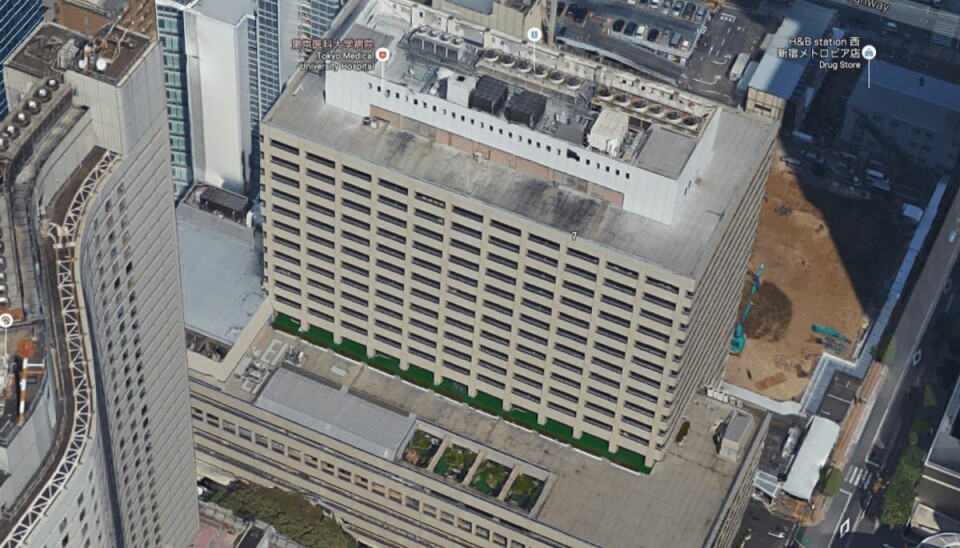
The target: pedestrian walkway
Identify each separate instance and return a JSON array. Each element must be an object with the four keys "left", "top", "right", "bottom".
[
  {"left": 940, "top": 0, "right": 960, "bottom": 17},
  {"left": 843, "top": 465, "right": 874, "bottom": 490},
  {"left": 931, "top": 14, "right": 959, "bottom": 47}
]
